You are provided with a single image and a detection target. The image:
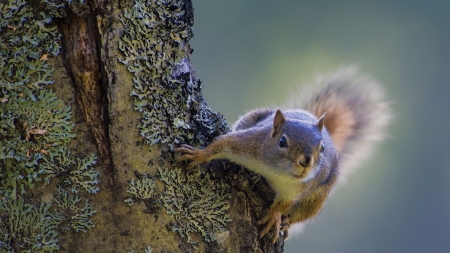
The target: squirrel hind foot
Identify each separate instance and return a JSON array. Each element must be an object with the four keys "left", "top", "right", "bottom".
[{"left": 257, "top": 212, "right": 282, "bottom": 243}]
